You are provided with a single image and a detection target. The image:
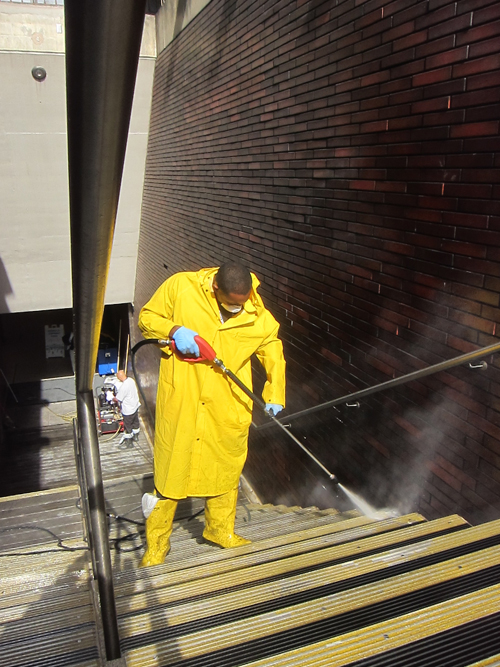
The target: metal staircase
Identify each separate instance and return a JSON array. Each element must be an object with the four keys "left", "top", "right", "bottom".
[
  {"left": 0, "top": 485, "right": 99, "bottom": 666},
  {"left": 1, "top": 474, "right": 500, "bottom": 667}
]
